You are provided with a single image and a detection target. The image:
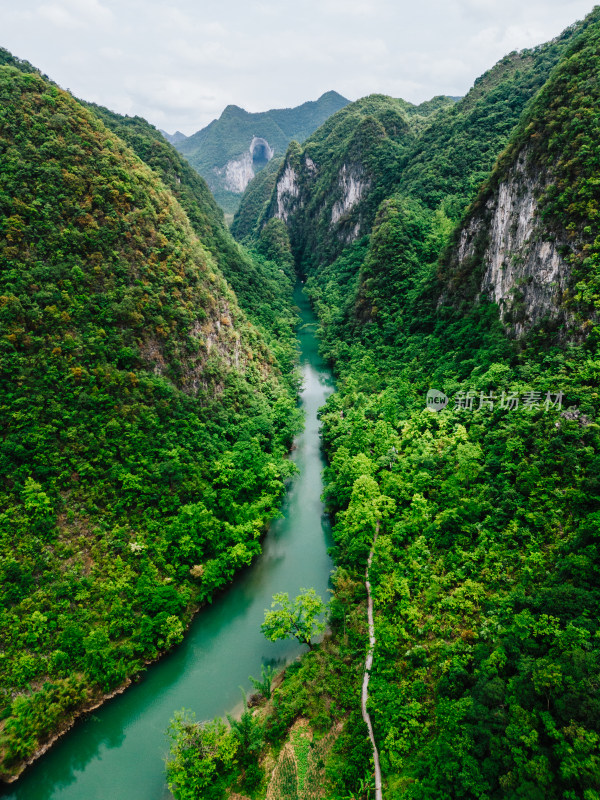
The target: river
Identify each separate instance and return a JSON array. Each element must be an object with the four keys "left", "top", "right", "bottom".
[{"left": 2, "top": 284, "right": 334, "bottom": 800}]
